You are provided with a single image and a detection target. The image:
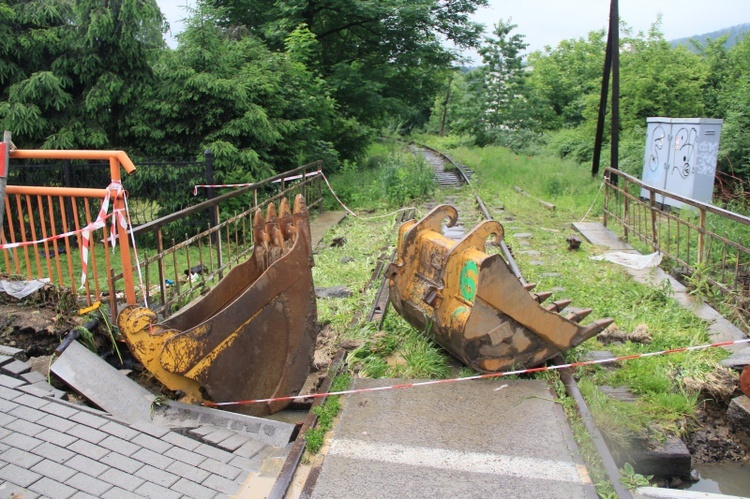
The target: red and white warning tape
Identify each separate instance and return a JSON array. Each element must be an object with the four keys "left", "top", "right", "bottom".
[
  {"left": 79, "top": 182, "right": 125, "bottom": 288},
  {"left": 202, "top": 337, "right": 750, "bottom": 408},
  {"left": 0, "top": 181, "right": 148, "bottom": 303},
  {"left": 0, "top": 181, "right": 126, "bottom": 288}
]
